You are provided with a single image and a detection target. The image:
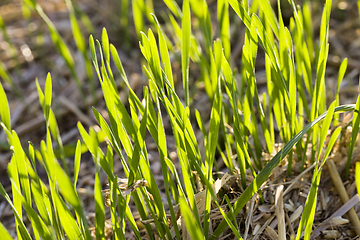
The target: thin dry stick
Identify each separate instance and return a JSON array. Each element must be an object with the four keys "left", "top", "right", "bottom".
[
  {"left": 253, "top": 215, "right": 275, "bottom": 240},
  {"left": 15, "top": 109, "right": 70, "bottom": 136},
  {"left": 275, "top": 185, "right": 286, "bottom": 240},
  {"left": 244, "top": 194, "right": 256, "bottom": 240},
  {"left": 325, "top": 159, "right": 360, "bottom": 236},
  {"left": 59, "top": 96, "right": 94, "bottom": 126},
  {"left": 311, "top": 194, "right": 359, "bottom": 239},
  {"left": 283, "top": 163, "right": 316, "bottom": 196},
  {"left": 285, "top": 211, "right": 295, "bottom": 239}
]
